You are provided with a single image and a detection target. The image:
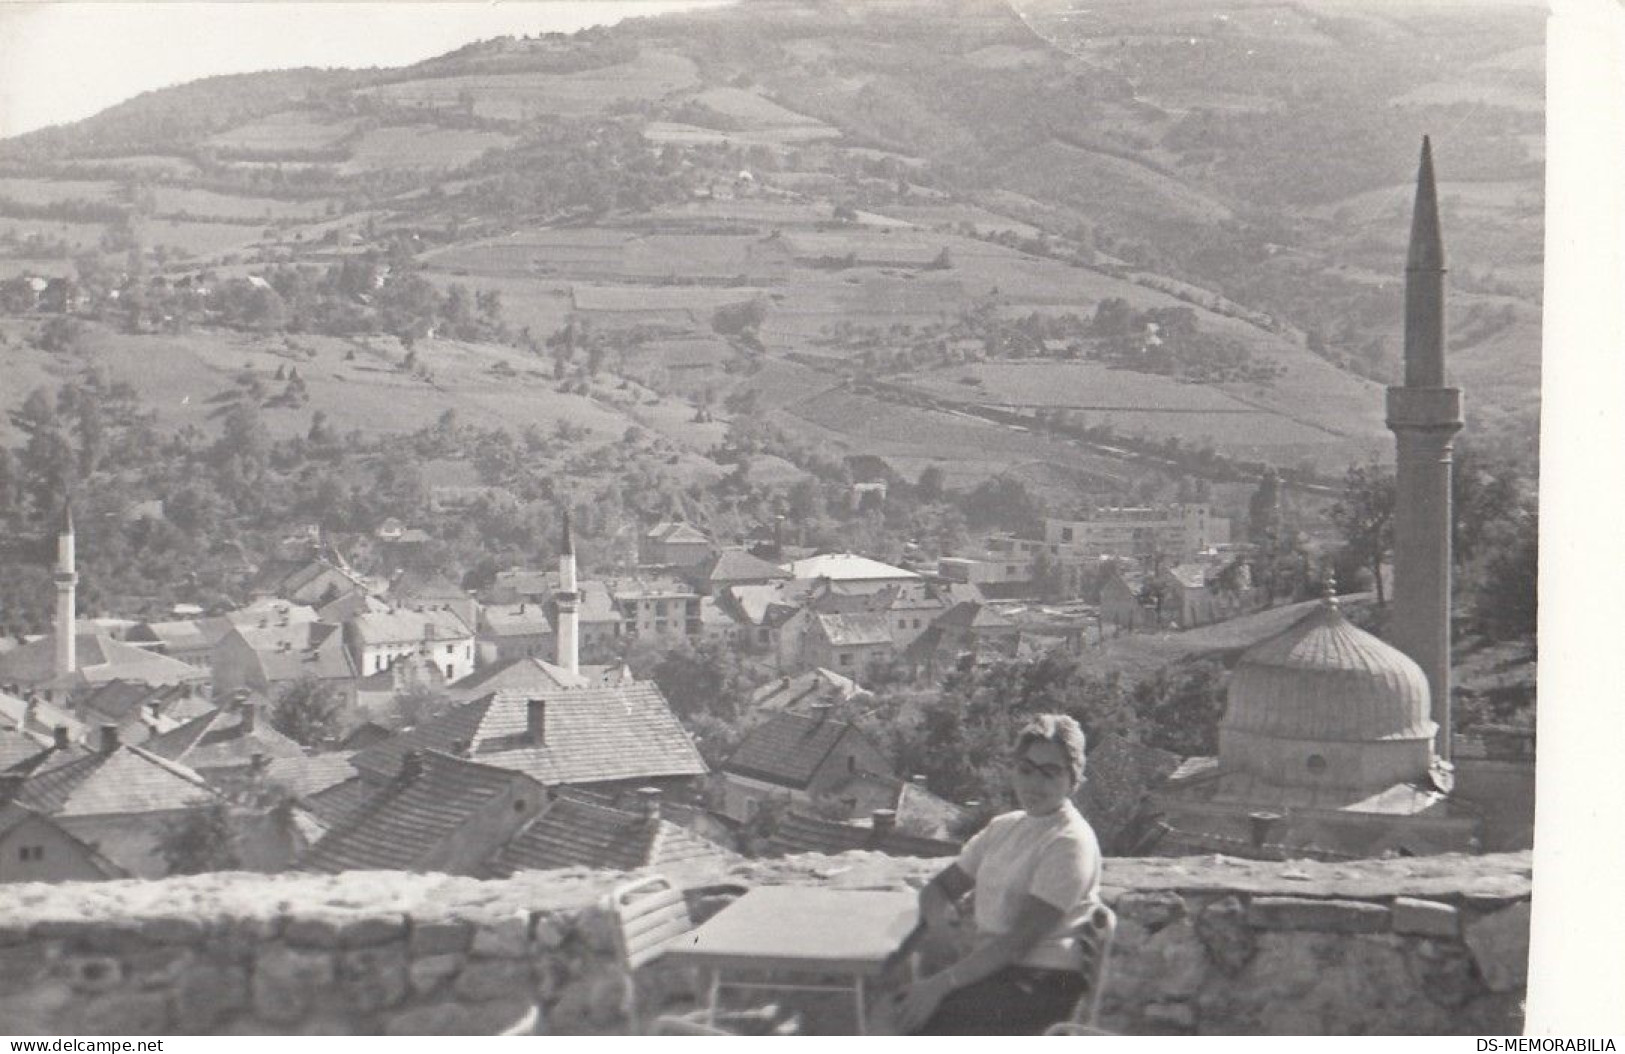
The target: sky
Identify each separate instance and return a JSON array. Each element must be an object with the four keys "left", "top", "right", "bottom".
[{"left": 0, "top": 1, "right": 730, "bottom": 138}]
